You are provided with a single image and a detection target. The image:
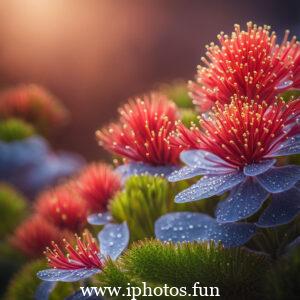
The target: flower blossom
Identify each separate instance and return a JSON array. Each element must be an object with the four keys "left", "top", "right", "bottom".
[
  {"left": 11, "top": 215, "right": 64, "bottom": 258},
  {"left": 169, "top": 97, "right": 300, "bottom": 227},
  {"left": 189, "top": 22, "right": 300, "bottom": 111},
  {"left": 37, "top": 224, "right": 129, "bottom": 282},
  {"left": 76, "top": 163, "right": 121, "bottom": 213},
  {"left": 35, "top": 184, "right": 88, "bottom": 232},
  {"left": 96, "top": 93, "right": 181, "bottom": 177},
  {"left": 0, "top": 84, "right": 68, "bottom": 134}
]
